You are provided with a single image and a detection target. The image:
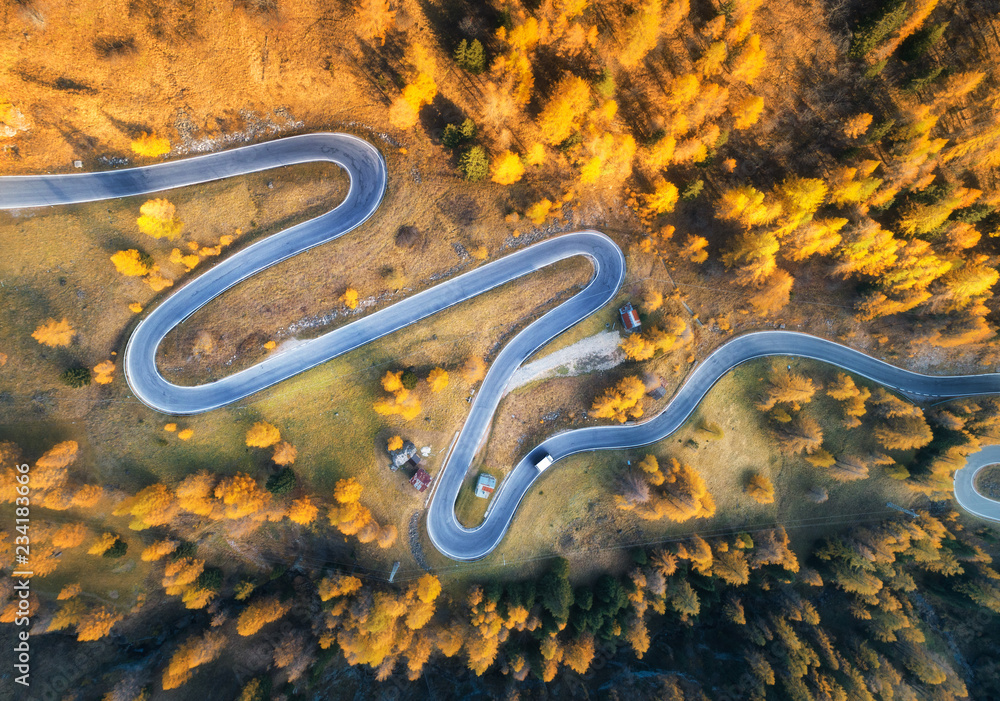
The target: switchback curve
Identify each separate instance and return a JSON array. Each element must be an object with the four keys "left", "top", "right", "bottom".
[{"left": 3, "top": 132, "right": 1000, "bottom": 562}]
